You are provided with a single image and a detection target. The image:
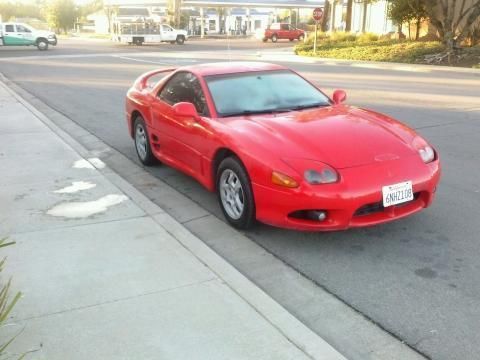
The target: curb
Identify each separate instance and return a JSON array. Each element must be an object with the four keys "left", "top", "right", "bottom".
[
  {"left": 0, "top": 73, "right": 347, "bottom": 360},
  {"left": 294, "top": 53, "right": 480, "bottom": 74}
]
